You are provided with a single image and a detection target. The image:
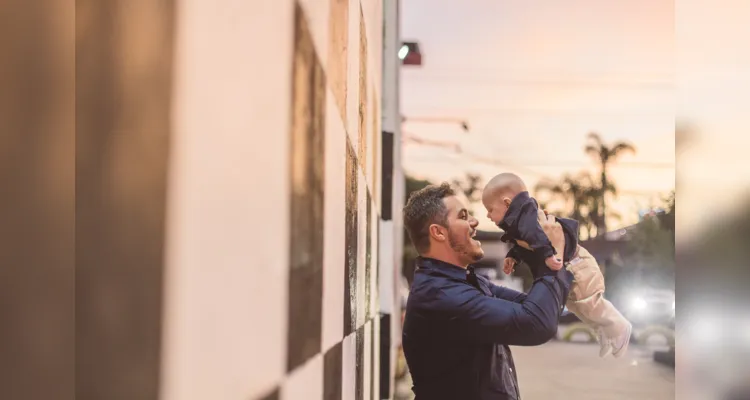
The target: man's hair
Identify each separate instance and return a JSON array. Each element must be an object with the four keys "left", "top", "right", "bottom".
[{"left": 403, "top": 182, "right": 455, "bottom": 254}]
